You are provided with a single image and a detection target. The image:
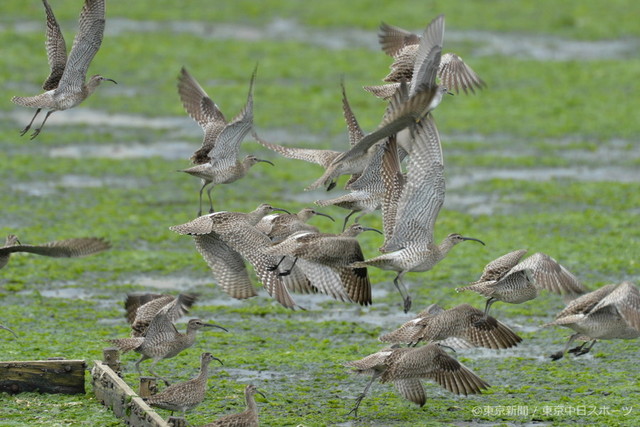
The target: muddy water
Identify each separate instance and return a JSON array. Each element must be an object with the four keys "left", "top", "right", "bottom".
[{"left": 6, "top": 18, "right": 639, "bottom": 60}]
